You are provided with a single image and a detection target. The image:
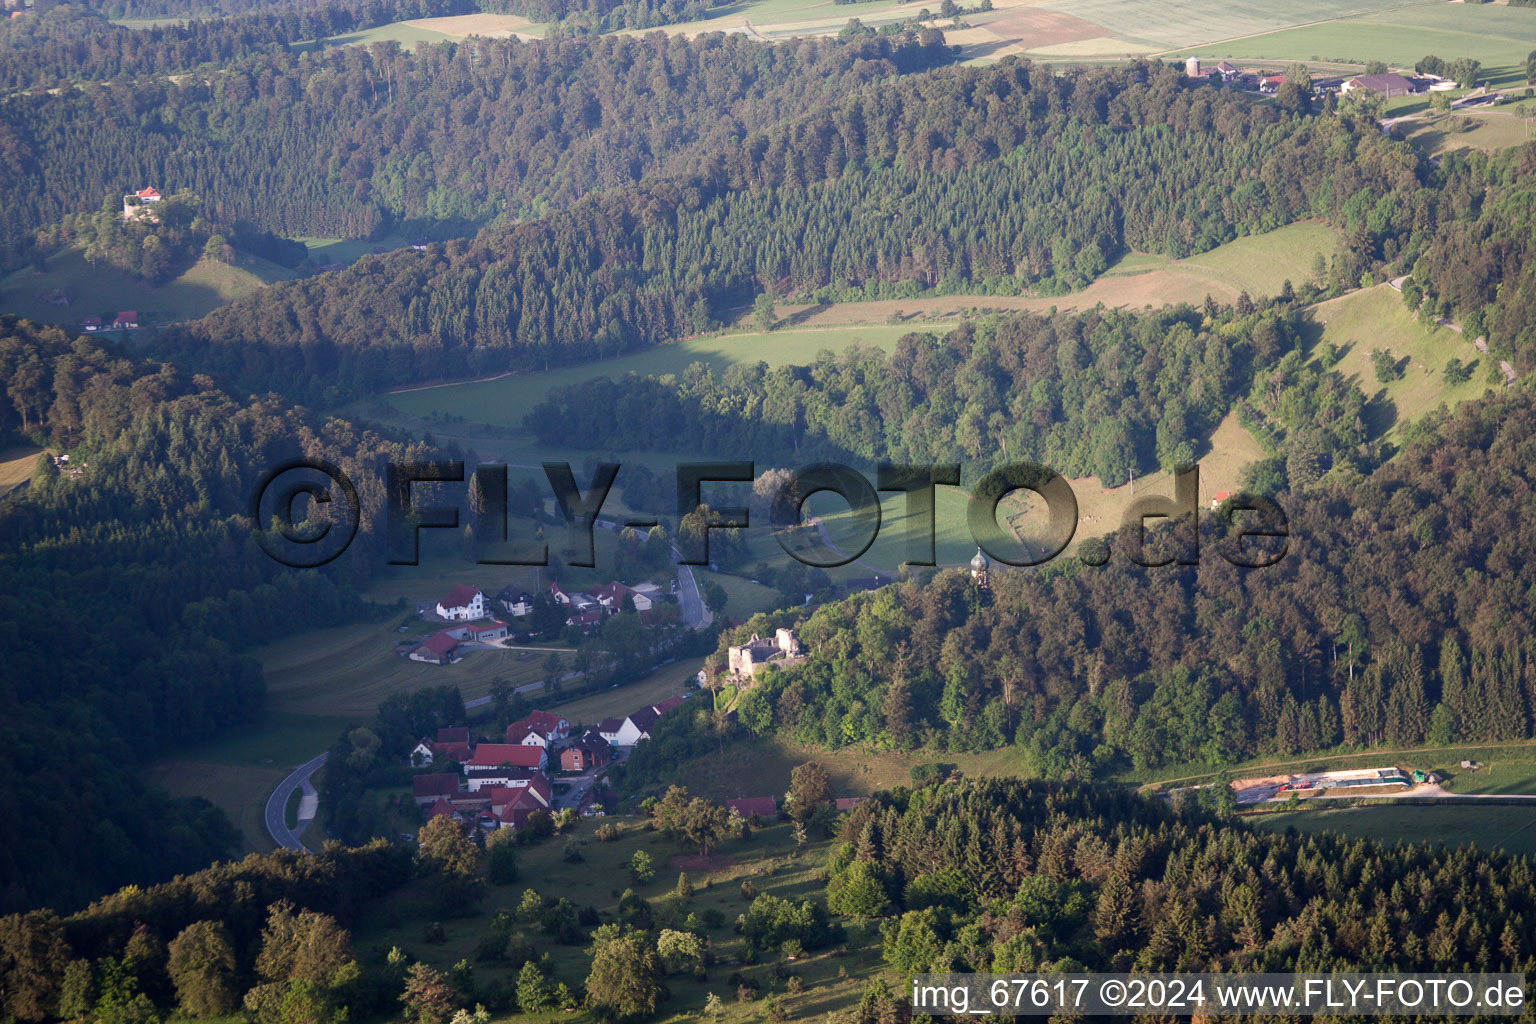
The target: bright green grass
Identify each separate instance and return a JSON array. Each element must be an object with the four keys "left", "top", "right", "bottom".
[
  {"left": 1178, "top": 221, "right": 1342, "bottom": 294},
  {"left": 304, "top": 20, "right": 456, "bottom": 51},
  {"left": 354, "top": 323, "right": 936, "bottom": 434},
  {"left": 1308, "top": 283, "right": 1495, "bottom": 441},
  {"left": 0, "top": 247, "right": 296, "bottom": 327},
  {"left": 1180, "top": 5, "right": 1536, "bottom": 87},
  {"left": 1251, "top": 803, "right": 1536, "bottom": 857}
]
